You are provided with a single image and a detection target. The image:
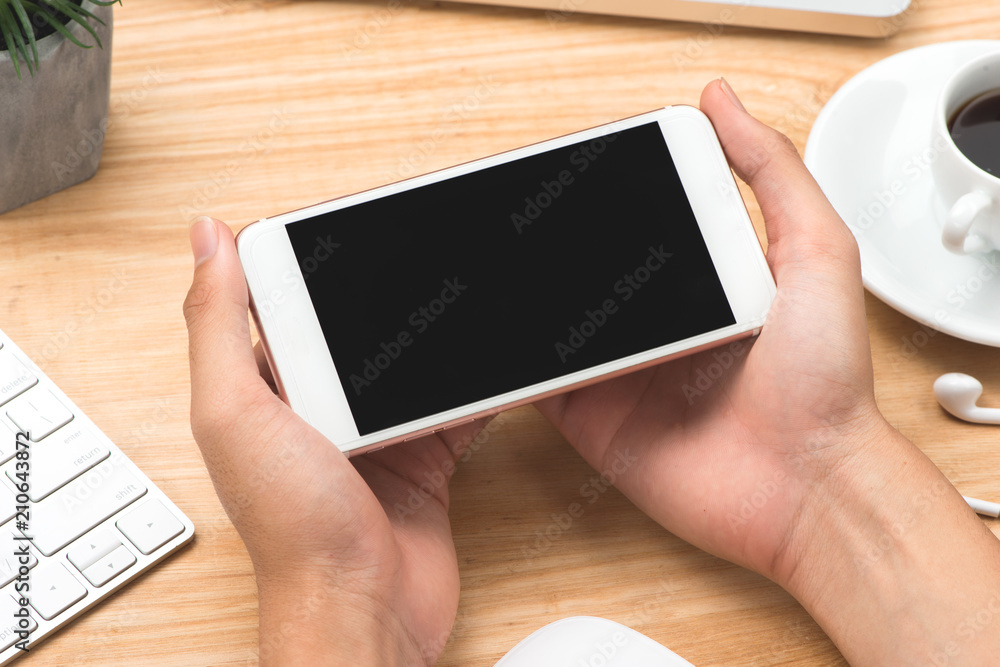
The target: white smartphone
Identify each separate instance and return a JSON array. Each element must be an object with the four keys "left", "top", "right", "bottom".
[{"left": 237, "top": 106, "right": 775, "bottom": 456}]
